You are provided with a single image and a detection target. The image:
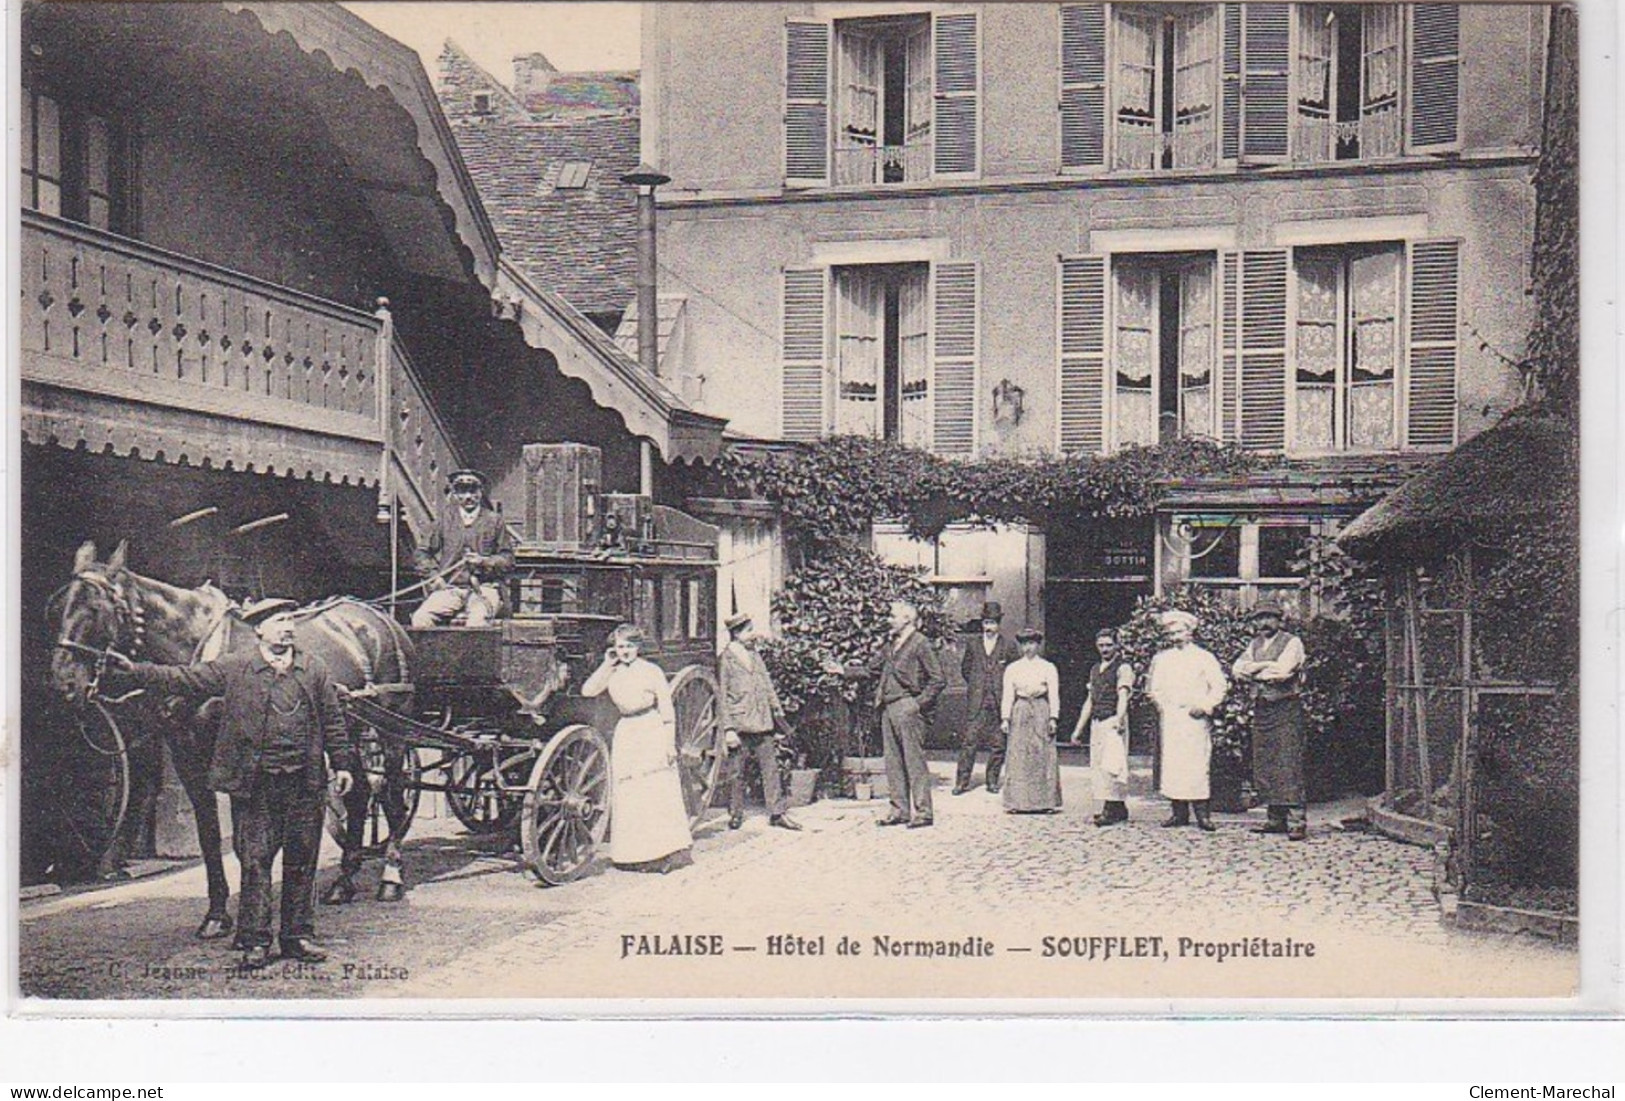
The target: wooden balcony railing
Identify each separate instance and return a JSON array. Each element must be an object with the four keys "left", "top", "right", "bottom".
[{"left": 21, "top": 211, "right": 460, "bottom": 536}]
